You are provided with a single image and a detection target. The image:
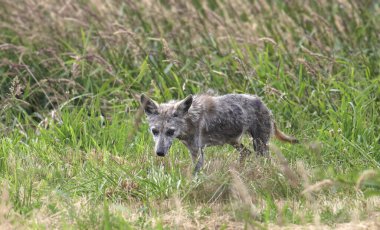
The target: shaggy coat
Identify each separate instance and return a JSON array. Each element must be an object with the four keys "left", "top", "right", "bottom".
[{"left": 141, "top": 93, "right": 298, "bottom": 172}]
